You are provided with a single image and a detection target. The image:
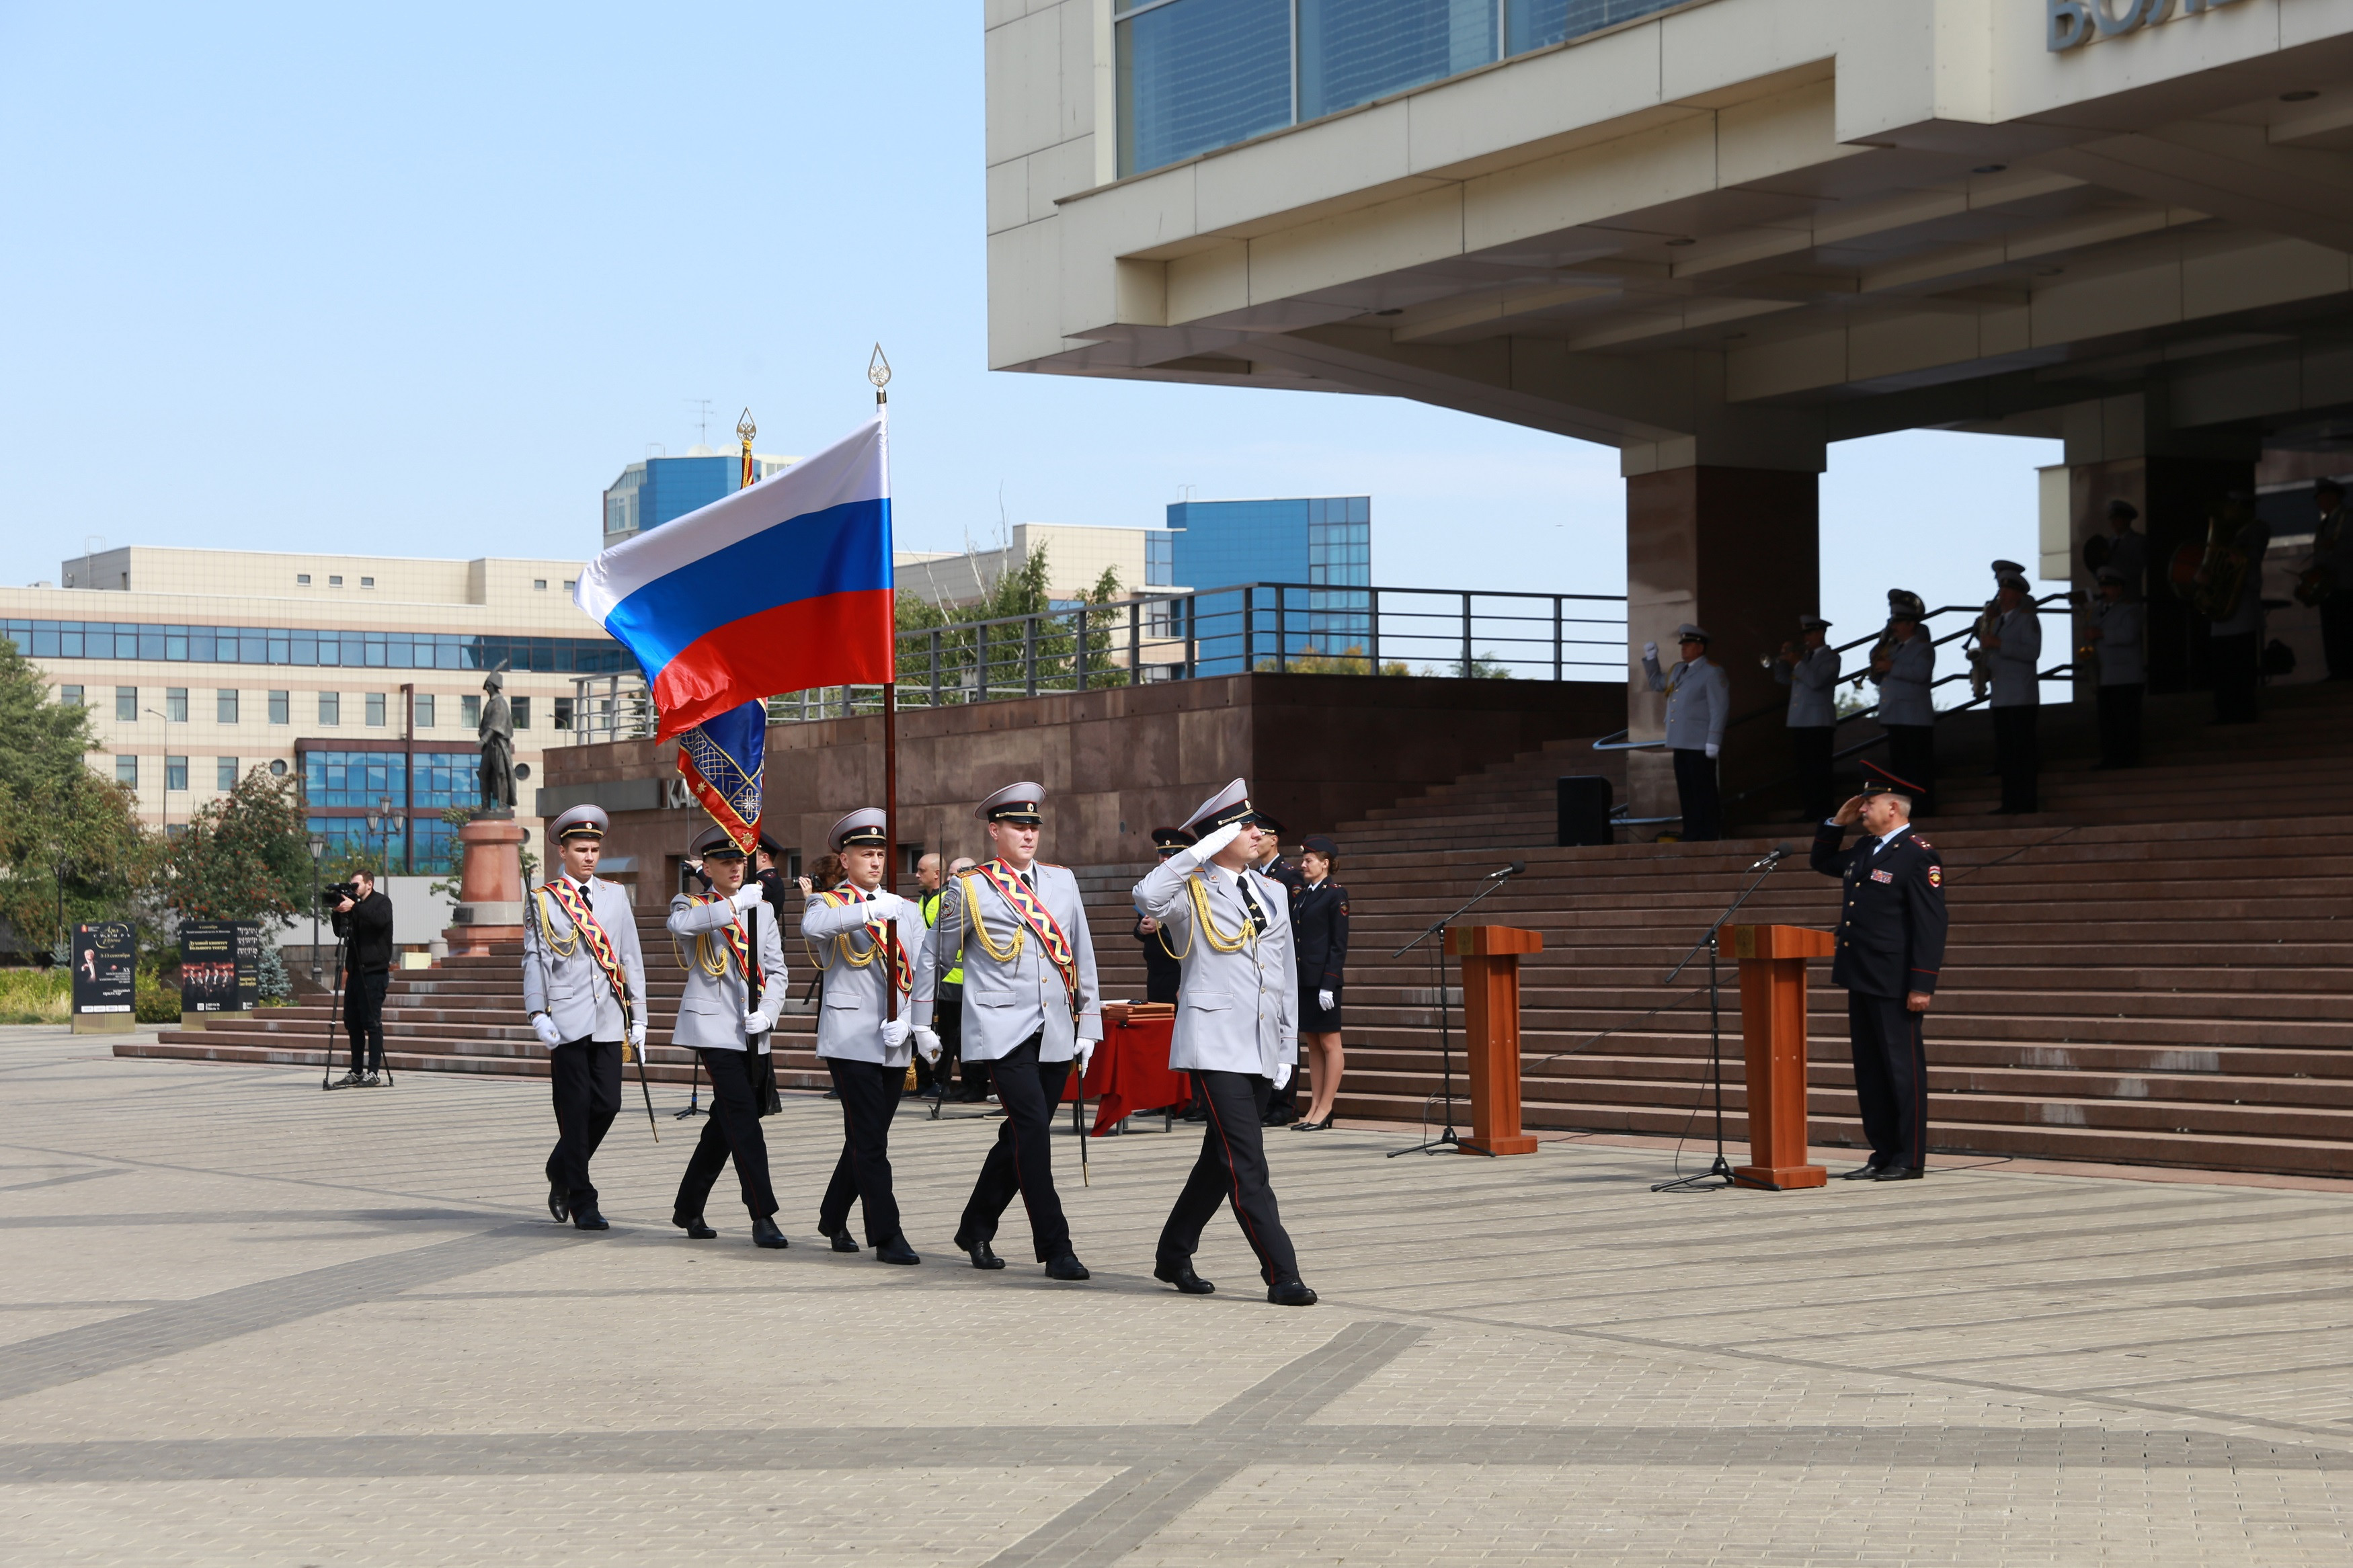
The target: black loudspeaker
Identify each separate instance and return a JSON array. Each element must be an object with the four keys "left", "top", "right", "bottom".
[{"left": 1557, "top": 776, "right": 1613, "bottom": 846}]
